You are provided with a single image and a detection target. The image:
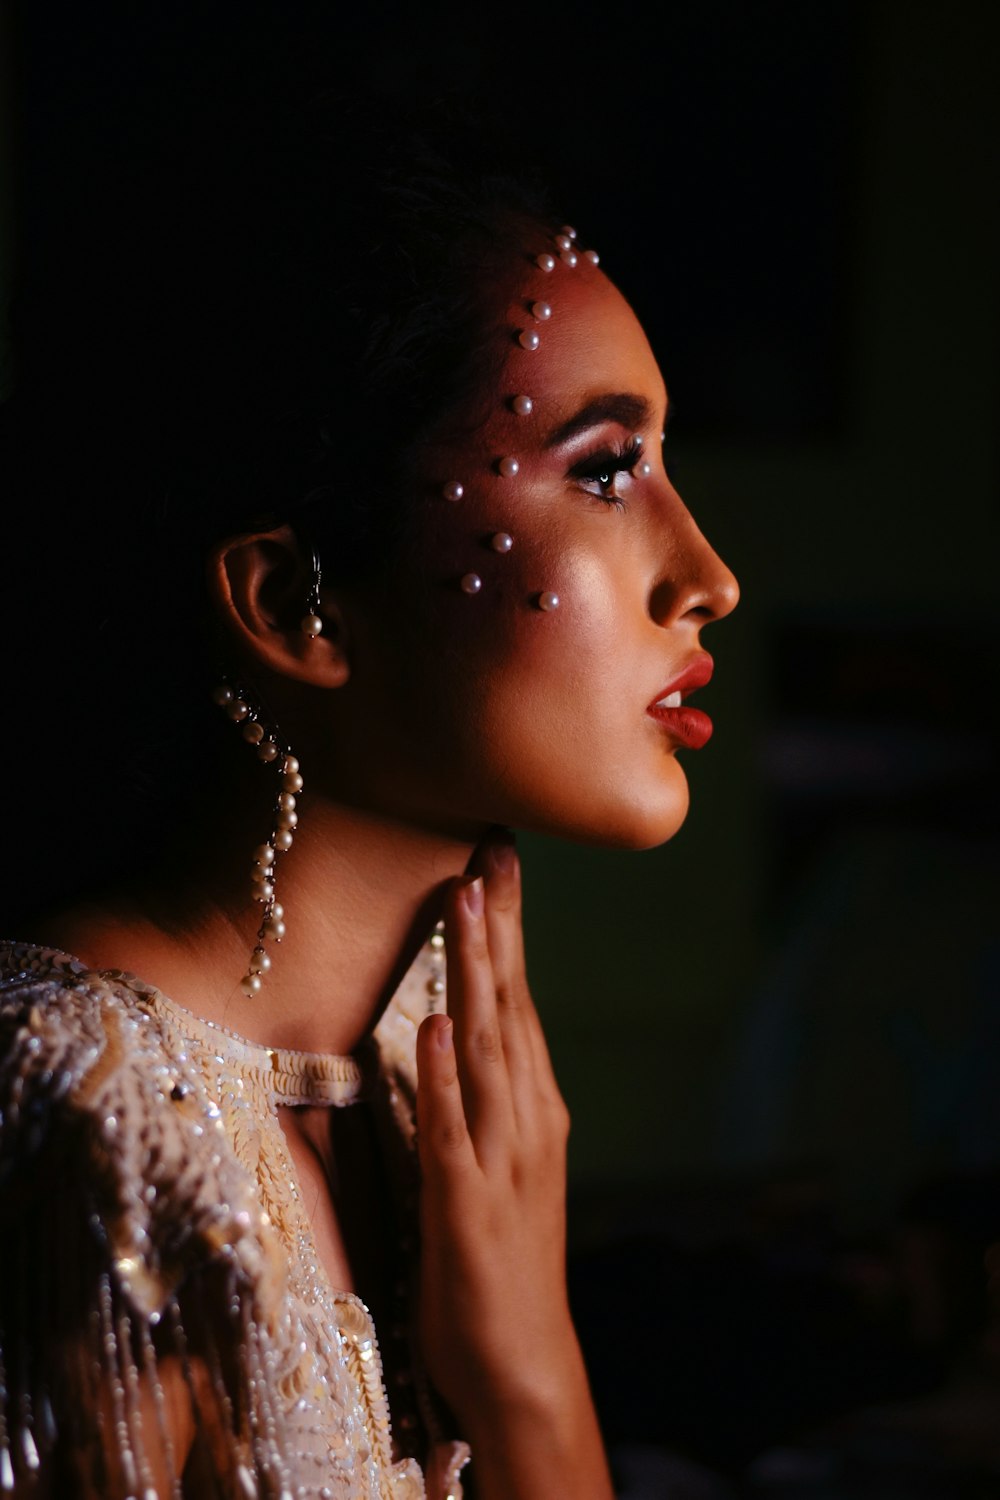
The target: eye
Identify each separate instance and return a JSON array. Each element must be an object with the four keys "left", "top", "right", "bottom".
[{"left": 569, "top": 436, "right": 646, "bottom": 510}]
